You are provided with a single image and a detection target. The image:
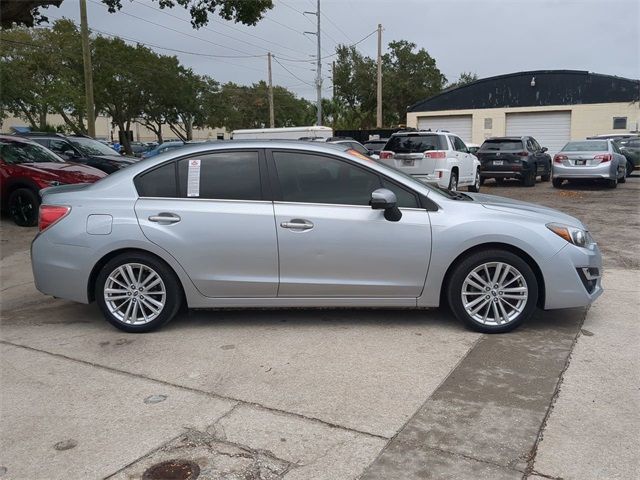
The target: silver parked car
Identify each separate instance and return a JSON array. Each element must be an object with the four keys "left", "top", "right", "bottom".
[
  {"left": 552, "top": 139, "right": 627, "bottom": 188},
  {"left": 31, "top": 141, "right": 602, "bottom": 333}
]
